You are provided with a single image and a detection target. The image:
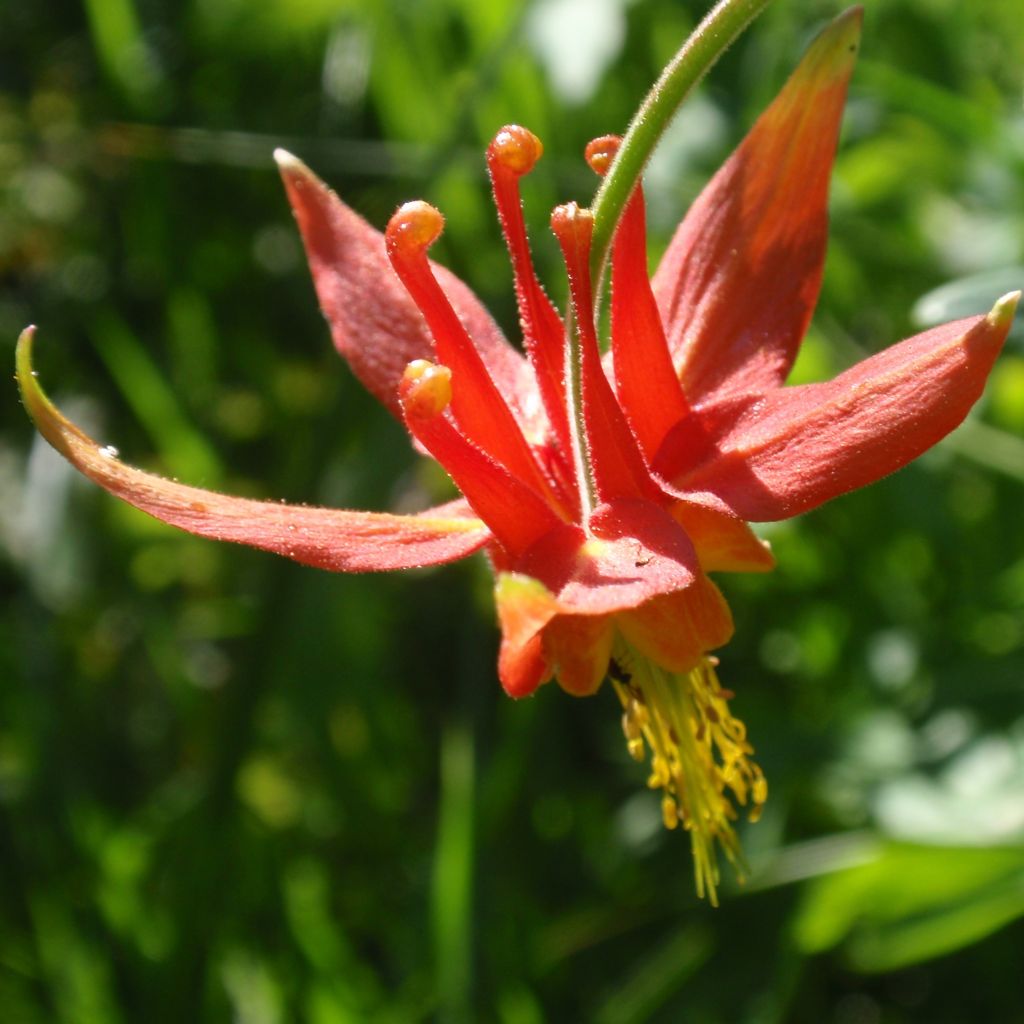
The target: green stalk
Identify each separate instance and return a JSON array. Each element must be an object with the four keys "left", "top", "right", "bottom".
[{"left": 589, "top": 0, "right": 774, "bottom": 284}]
